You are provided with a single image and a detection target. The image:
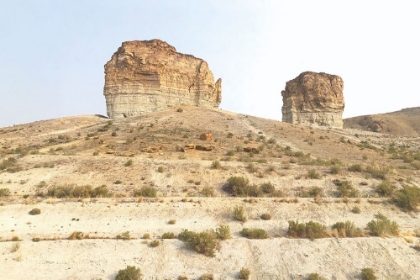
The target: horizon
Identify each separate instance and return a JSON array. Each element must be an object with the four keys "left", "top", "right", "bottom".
[{"left": 1, "top": 1, "right": 418, "bottom": 127}]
